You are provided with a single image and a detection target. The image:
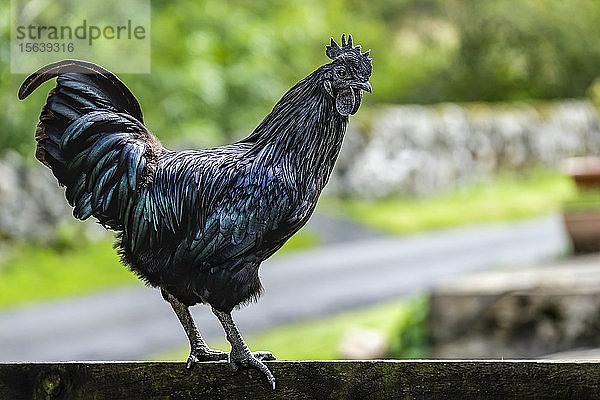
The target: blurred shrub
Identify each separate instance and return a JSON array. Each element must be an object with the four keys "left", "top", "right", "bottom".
[
  {"left": 3, "top": 0, "right": 600, "bottom": 154},
  {"left": 387, "top": 295, "right": 429, "bottom": 358},
  {"left": 441, "top": 0, "right": 600, "bottom": 103}
]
